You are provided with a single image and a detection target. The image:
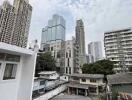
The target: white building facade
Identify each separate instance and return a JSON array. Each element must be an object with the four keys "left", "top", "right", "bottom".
[
  {"left": 104, "top": 28, "right": 132, "bottom": 70},
  {"left": 0, "top": 42, "right": 37, "bottom": 100}
]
